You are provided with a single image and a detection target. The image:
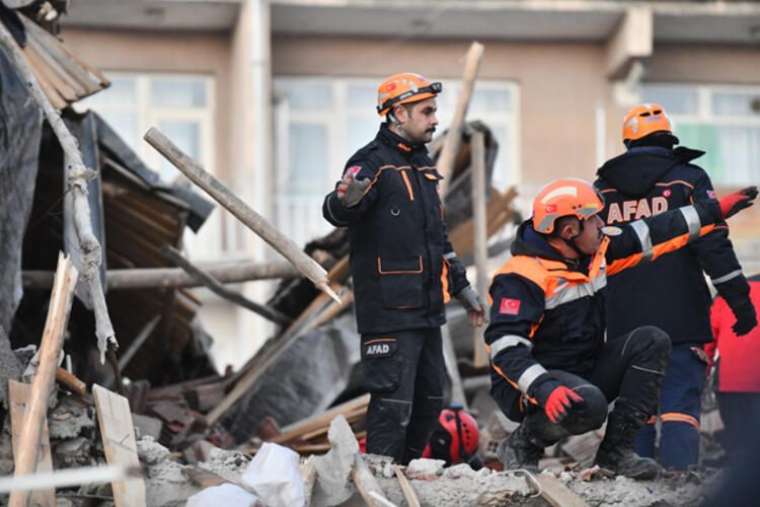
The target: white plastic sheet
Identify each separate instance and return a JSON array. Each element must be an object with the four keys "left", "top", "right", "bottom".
[
  {"left": 186, "top": 483, "right": 259, "bottom": 507},
  {"left": 242, "top": 442, "right": 305, "bottom": 507}
]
